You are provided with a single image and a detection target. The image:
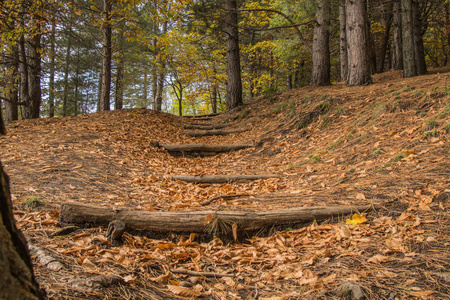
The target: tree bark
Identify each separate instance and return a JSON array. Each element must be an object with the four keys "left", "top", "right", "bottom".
[
  {"left": 345, "top": 0, "right": 372, "bottom": 86},
  {"left": 100, "top": 0, "right": 112, "bottom": 111},
  {"left": 311, "top": 0, "right": 330, "bottom": 86},
  {"left": 412, "top": 1, "right": 426, "bottom": 75},
  {"left": 18, "top": 36, "right": 29, "bottom": 117},
  {"left": 62, "top": 37, "right": 72, "bottom": 117},
  {"left": 183, "top": 129, "right": 248, "bottom": 137},
  {"left": 339, "top": 0, "right": 348, "bottom": 81},
  {"left": 0, "top": 162, "right": 44, "bottom": 299},
  {"left": 115, "top": 55, "right": 124, "bottom": 110},
  {"left": 225, "top": 0, "right": 243, "bottom": 110},
  {"left": 0, "top": 105, "right": 6, "bottom": 135},
  {"left": 377, "top": 6, "right": 393, "bottom": 73},
  {"left": 24, "top": 33, "right": 42, "bottom": 119},
  {"left": 5, "top": 45, "right": 19, "bottom": 122},
  {"left": 173, "top": 174, "right": 281, "bottom": 184},
  {"left": 402, "top": 0, "right": 417, "bottom": 77},
  {"left": 183, "top": 124, "right": 228, "bottom": 130},
  {"left": 48, "top": 19, "right": 56, "bottom": 117},
  {"left": 60, "top": 202, "right": 372, "bottom": 235},
  {"left": 392, "top": 0, "right": 403, "bottom": 70}
]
